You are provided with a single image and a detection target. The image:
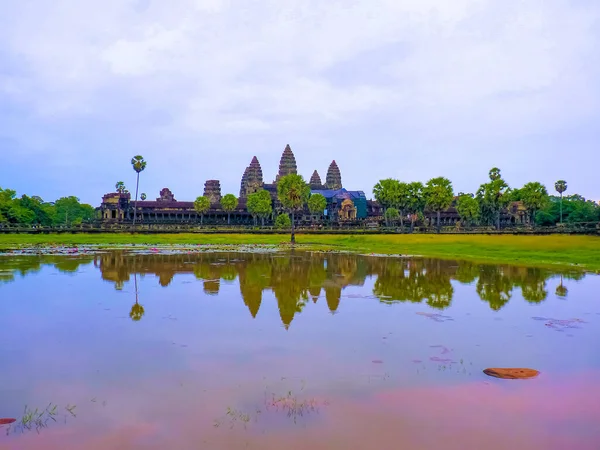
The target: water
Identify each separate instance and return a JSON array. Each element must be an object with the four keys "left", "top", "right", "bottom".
[{"left": 1, "top": 250, "right": 599, "bottom": 449}]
